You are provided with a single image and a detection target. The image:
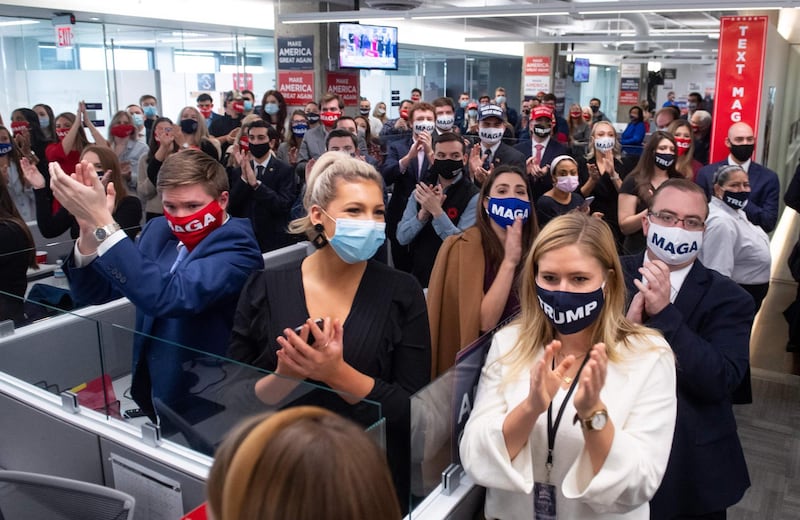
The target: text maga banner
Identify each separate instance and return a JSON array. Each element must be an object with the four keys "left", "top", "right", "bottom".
[
  {"left": 710, "top": 16, "right": 768, "bottom": 163},
  {"left": 326, "top": 71, "right": 360, "bottom": 107},
  {"left": 277, "top": 36, "right": 314, "bottom": 70},
  {"left": 525, "top": 56, "right": 550, "bottom": 75},
  {"left": 278, "top": 71, "right": 314, "bottom": 105}
]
